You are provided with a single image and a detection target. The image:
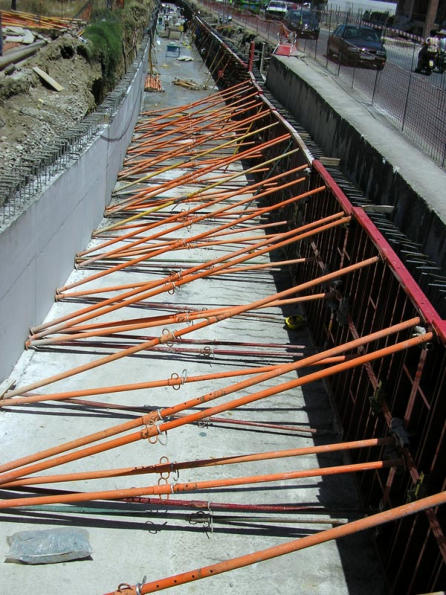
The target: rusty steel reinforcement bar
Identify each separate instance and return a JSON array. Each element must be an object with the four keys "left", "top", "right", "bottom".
[{"left": 107, "top": 490, "right": 446, "bottom": 594}]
